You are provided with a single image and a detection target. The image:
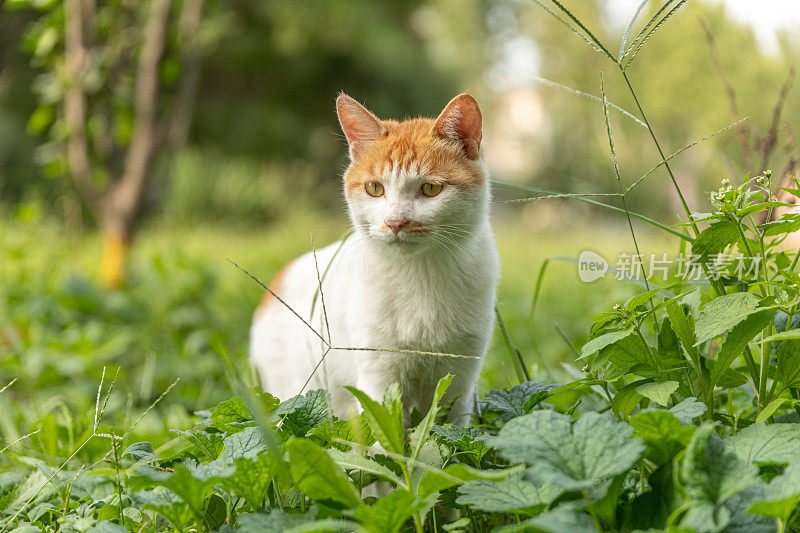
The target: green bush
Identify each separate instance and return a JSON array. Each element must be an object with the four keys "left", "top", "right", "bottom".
[{"left": 161, "top": 148, "right": 324, "bottom": 226}]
